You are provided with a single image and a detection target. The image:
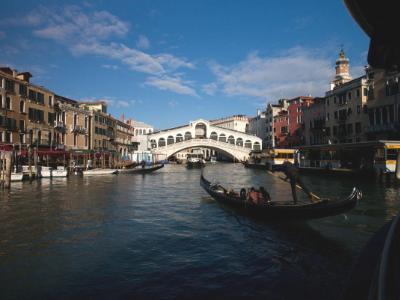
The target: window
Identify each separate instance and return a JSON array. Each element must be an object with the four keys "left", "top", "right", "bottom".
[
  {"left": 19, "top": 84, "right": 27, "bottom": 96},
  {"left": 5, "top": 79, "right": 15, "bottom": 93},
  {"left": 19, "top": 120, "right": 25, "bottom": 132},
  {"left": 6, "top": 97, "right": 11, "bottom": 110},
  {"left": 5, "top": 131, "right": 11, "bottom": 142},
  {"left": 357, "top": 105, "right": 361, "bottom": 114},
  {"left": 28, "top": 108, "right": 44, "bottom": 122},
  {"left": 363, "top": 88, "right": 368, "bottom": 96},
  {"left": 363, "top": 105, "right": 368, "bottom": 114},
  {"left": 48, "top": 95, "right": 53, "bottom": 107},
  {"left": 74, "top": 134, "right": 77, "bottom": 146},
  {"left": 325, "top": 127, "right": 331, "bottom": 136},
  {"left": 355, "top": 122, "right": 361, "bottom": 133},
  {"left": 37, "top": 92, "right": 44, "bottom": 104},
  {"left": 334, "top": 111, "right": 338, "bottom": 119},
  {"left": 347, "top": 123, "right": 353, "bottom": 134},
  {"left": 48, "top": 112, "right": 56, "bottom": 125},
  {"left": 348, "top": 92, "right": 352, "bottom": 100},
  {"left": 28, "top": 89, "right": 37, "bottom": 101},
  {"left": 20, "top": 100, "right": 25, "bottom": 113},
  {"left": 0, "top": 95, "right": 2, "bottom": 108},
  {"left": 356, "top": 89, "right": 360, "bottom": 97}
]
